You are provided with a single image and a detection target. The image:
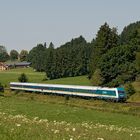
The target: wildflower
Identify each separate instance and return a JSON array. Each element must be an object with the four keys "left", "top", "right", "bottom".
[
  {"left": 130, "top": 134, "right": 133, "bottom": 136},
  {"left": 97, "top": 138, "right": 104, "bottom": 140},
  {"left": 11, "top": 128, "right": 14, "bottom": 132},
  {"left": 33, "top": 117, "right": 39, "bottom": 120},
  {"left": 65, "top": 128, "right": 70, "bottom": 131},
  {"left": 54, "top": 130, "right": 59, "bottom": 134},
  {"left": 16, "top": 123, "right": 21, "bottom": 127},
  {"left": 72, "top": 128, "right": 76, "bottom": 131}
]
